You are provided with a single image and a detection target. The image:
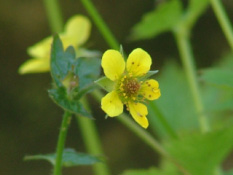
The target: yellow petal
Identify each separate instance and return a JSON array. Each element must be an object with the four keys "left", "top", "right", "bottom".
[
  {"left": 18, "top": 57, "right": 50, "bottom": 74},
  {"left": 126, "top": 48, "right": 152, "bottom": 77},
  {"left": 101, "top": 50, "right": 125, "bottom": 81},
  {"left": 27, "top": 37, "right": 52, "bottom": 58},
  {"left": 63, "top": 15, "right": 91, "bottom": 46},
  {"left": 140, "top": 79, "right": 161, "bottom": 100},
  {"left": 101, "top": 91, "right": 123, "bottom": 117},
  {"left": 128, "top": 102, "right": 149, "bottom": 128}
]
